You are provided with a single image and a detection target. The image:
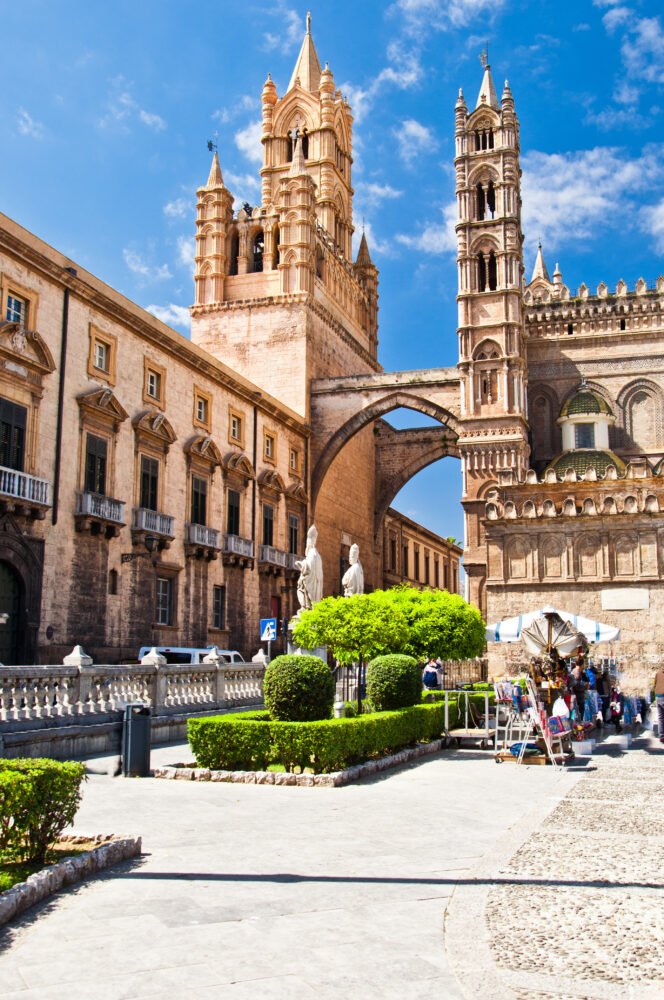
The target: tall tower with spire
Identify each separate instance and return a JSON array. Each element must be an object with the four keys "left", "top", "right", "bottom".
[
  {"left": 454, "top": 60, "right": 529, "bottom": 611},
  {"left": 190, "top": 14, "right": 381, "bottom": 590}
]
